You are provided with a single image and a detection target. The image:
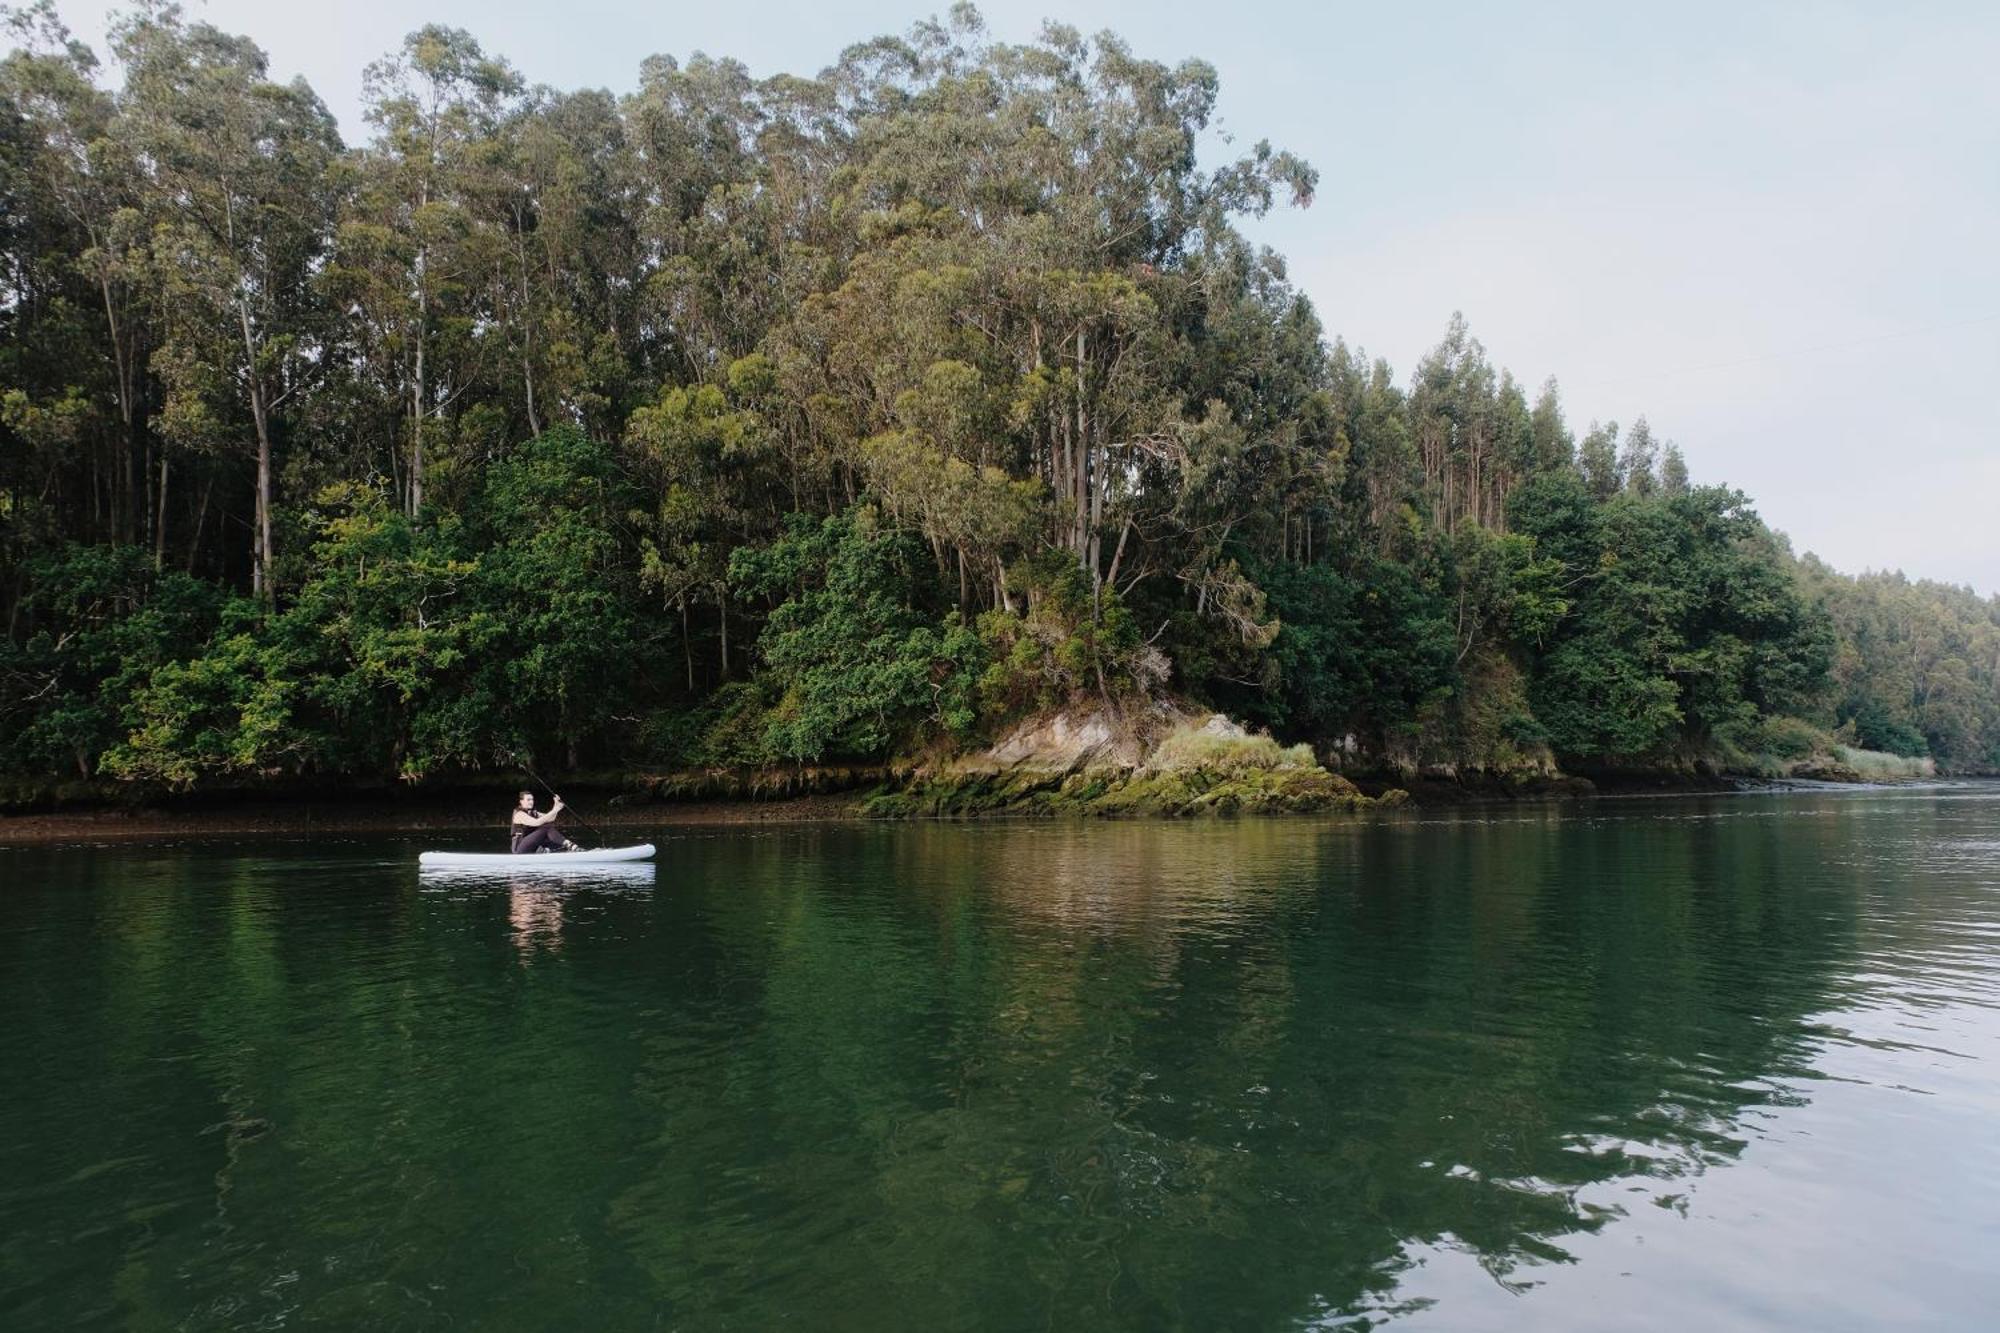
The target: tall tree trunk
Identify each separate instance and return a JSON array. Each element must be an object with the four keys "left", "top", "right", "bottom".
[
  {"left": 515, "top": 215, "right": 541, "bottom": 437},
  {"left": 154, "top": 454, "right": 169, "bottom": 571},
  {"left": 250, "top": 401, "right": 273, "bottom": 599},
  {"left": 234, "top": 256, "right": 274, "bottom": 598},
  {"left": 1074, "top": 326, "right": 1089, "bottom": 567},
  {"left": 682, "top": 600, "right": 694, "bottom": 692},
  {"left": 120, "top": 439, "right": 134, "bottom": 545},
  {"left": 410, "top": 297, "right": 426, "bottom": 516},
  {"left": 523, "top": 354, "right": 540, "bottom": 438},
  {"left": 1106, "top": 517, "right": 1133, "bottom": 591},
  {"left": 188, "top": 474, "right": 214, "bottom": 574},
  {"left": 409, "top": 180, "right": 430, "bottom": 517},
  {"left": 95, "top": 255, "right": 139, "bottom": 545}
]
